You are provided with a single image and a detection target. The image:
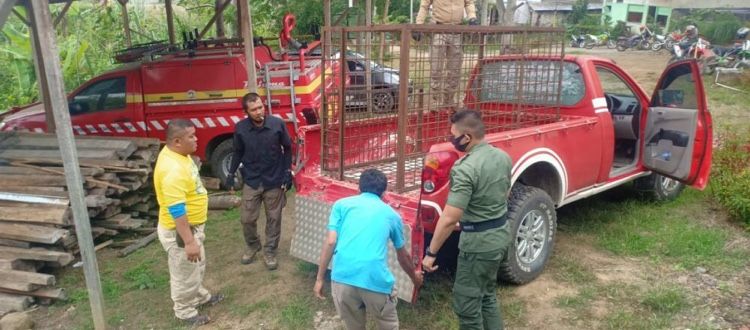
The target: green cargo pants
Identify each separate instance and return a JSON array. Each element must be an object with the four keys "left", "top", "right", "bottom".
[{"left": 452, "top": 247, "right": 507, "bottom": 330}]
